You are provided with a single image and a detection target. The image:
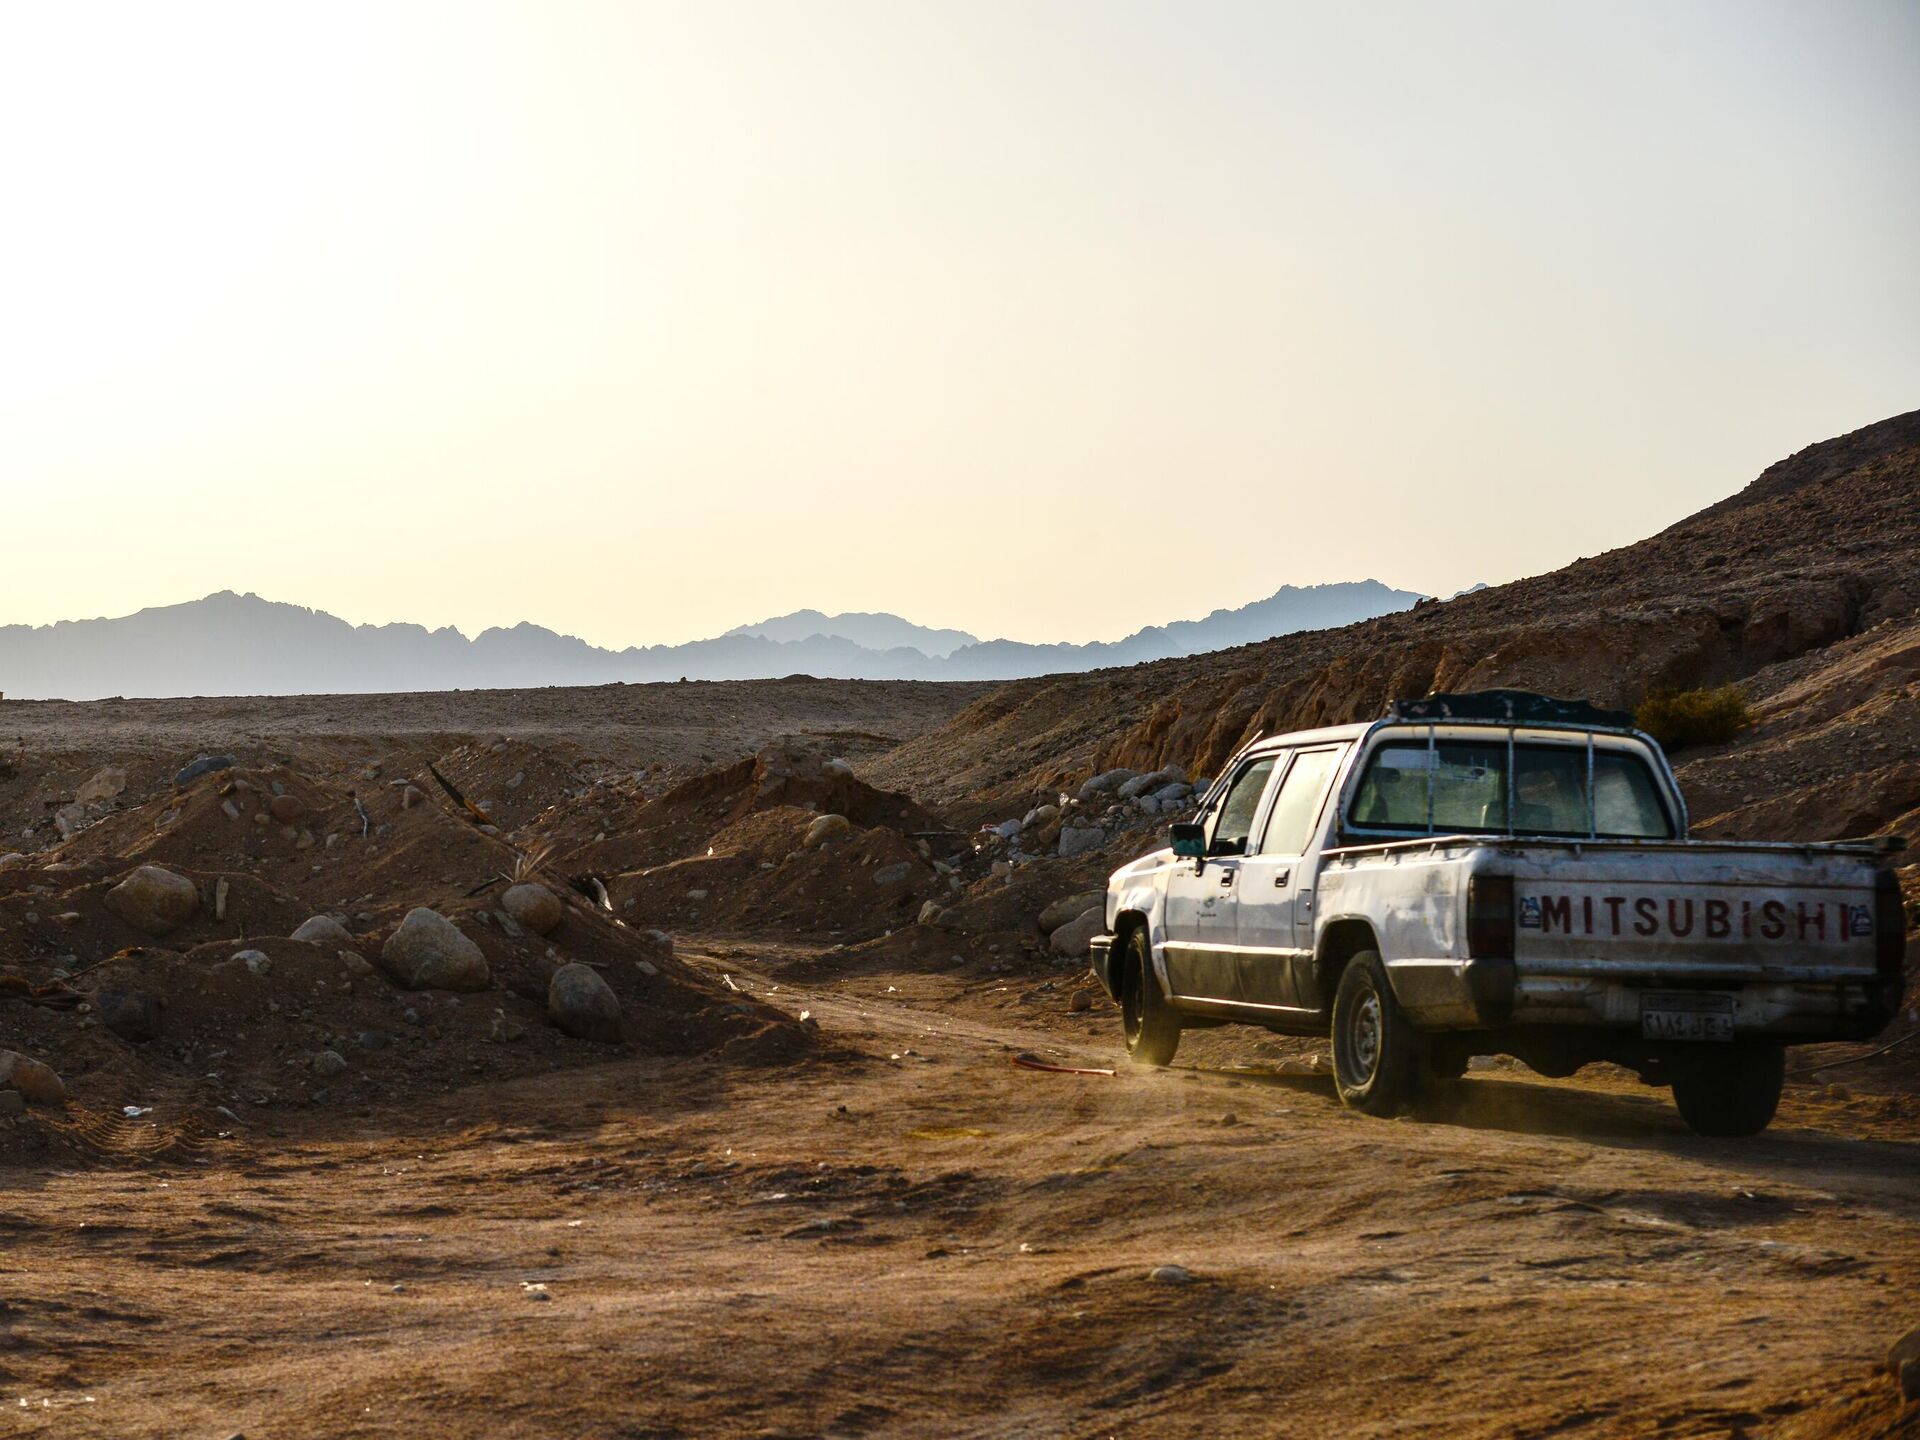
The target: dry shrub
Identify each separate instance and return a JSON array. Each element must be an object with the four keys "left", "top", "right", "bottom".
[{"left": 1636, "top": 684, "right": 1753, "bottom": 752}]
